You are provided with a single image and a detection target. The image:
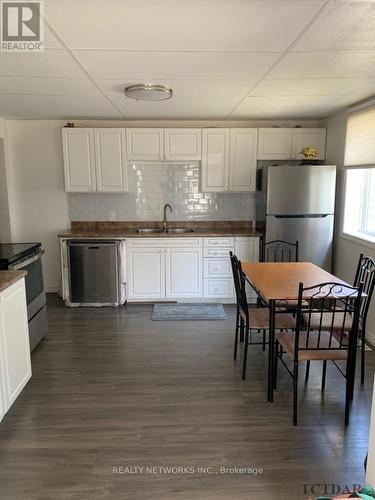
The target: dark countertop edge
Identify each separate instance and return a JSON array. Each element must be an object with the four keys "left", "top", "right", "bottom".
[
  {"left": 0, "top": 270, "right": 27, "bottom": 293},
  {"left": 57, "top": 230, "right": 262, "bottom": 238}
]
